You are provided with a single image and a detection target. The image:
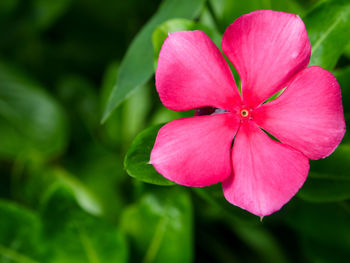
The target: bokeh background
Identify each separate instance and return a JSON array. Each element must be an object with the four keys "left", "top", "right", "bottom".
[{"left": 0, "top": 0, "right": 350, "bottom": 262}]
